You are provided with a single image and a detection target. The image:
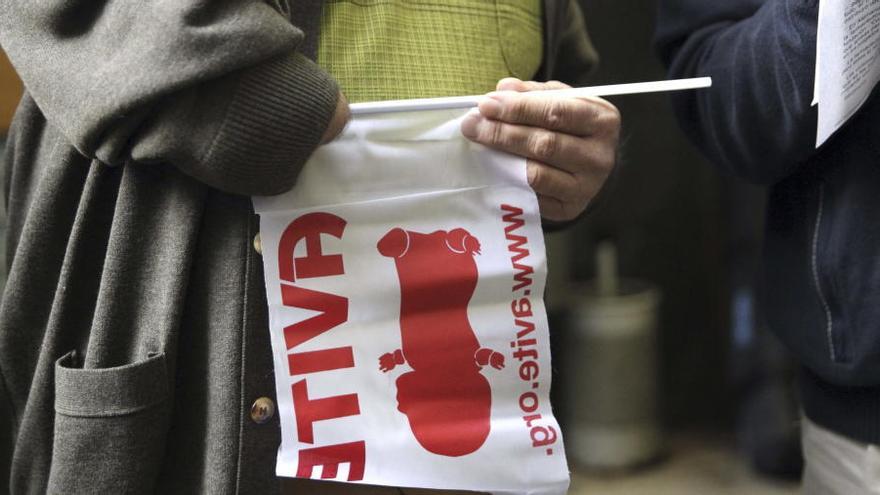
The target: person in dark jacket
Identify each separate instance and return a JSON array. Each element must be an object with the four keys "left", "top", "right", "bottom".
[{"left": 655, "top": 1, "right": 880, "bottom": 493}]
